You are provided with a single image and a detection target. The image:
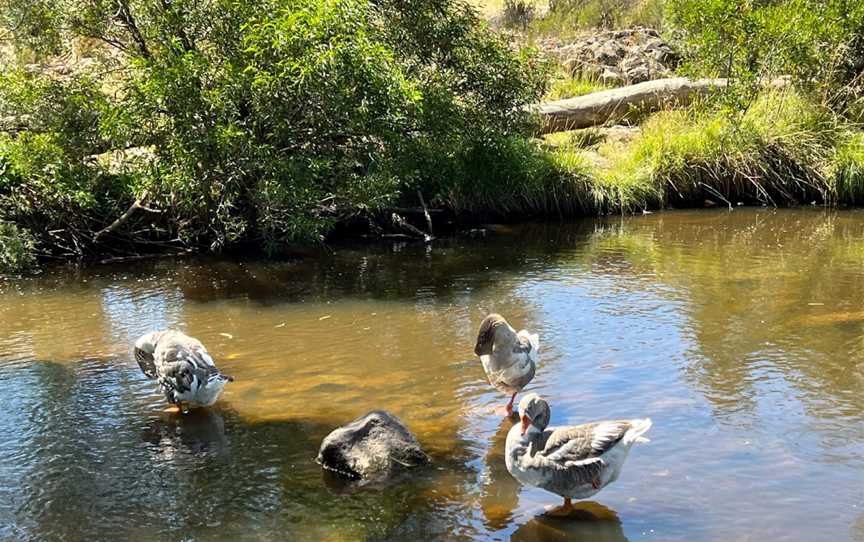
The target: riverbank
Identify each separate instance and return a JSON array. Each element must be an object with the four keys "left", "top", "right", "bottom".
[
  {"left": 3, "top": 85, "right": 862, "bottom": 274},
  {"left": 1, "top": 0, "right": 863, "bottom": 273}
]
